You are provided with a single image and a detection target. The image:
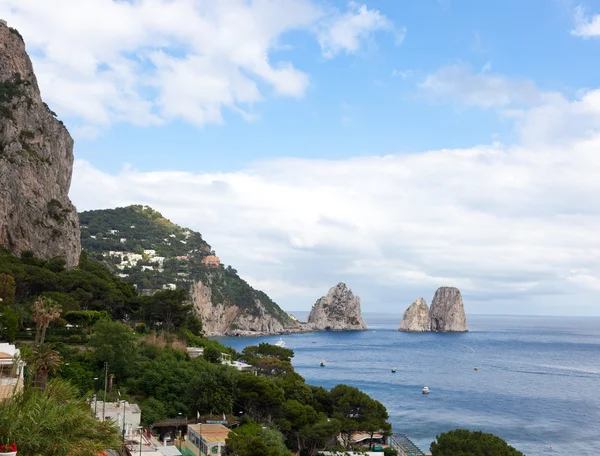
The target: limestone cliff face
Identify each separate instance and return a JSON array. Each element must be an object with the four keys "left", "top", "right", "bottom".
[
  {"left": 190, "top": 280, "right": 302, "bottom": 336},
  {"left": 0, "top": 23, "right": 80, "bottom": 267},
  {"left": 399, "top": 297, "right": 430, "bottom": 332},
  {"left": 307, "top": 283, "right": 367, "bottom": 331},
  {"left": 429, "top": 287, "right": 468, "bottom": 332}
]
